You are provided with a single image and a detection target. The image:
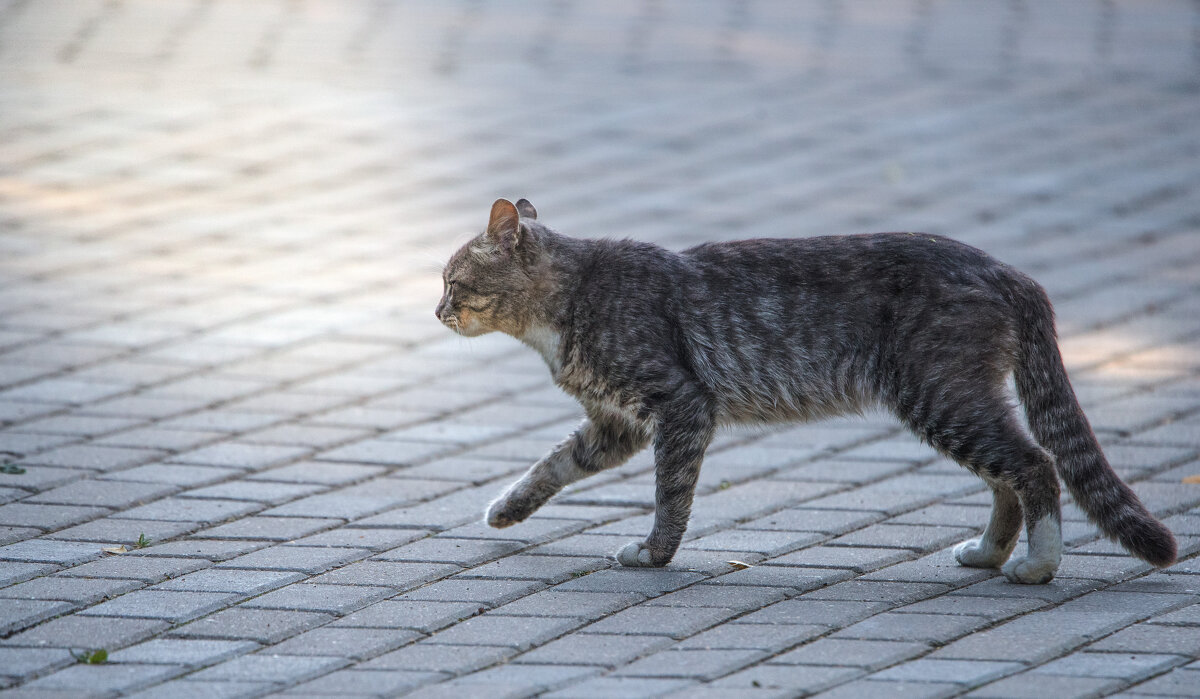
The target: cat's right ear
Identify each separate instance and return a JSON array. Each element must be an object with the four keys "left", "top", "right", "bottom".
[
  {"left": 515, "top": 199, "right": 537, "bottom": 220},
  {"left": 487, "top": 198, "right": 521, "bottom": 253}
]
